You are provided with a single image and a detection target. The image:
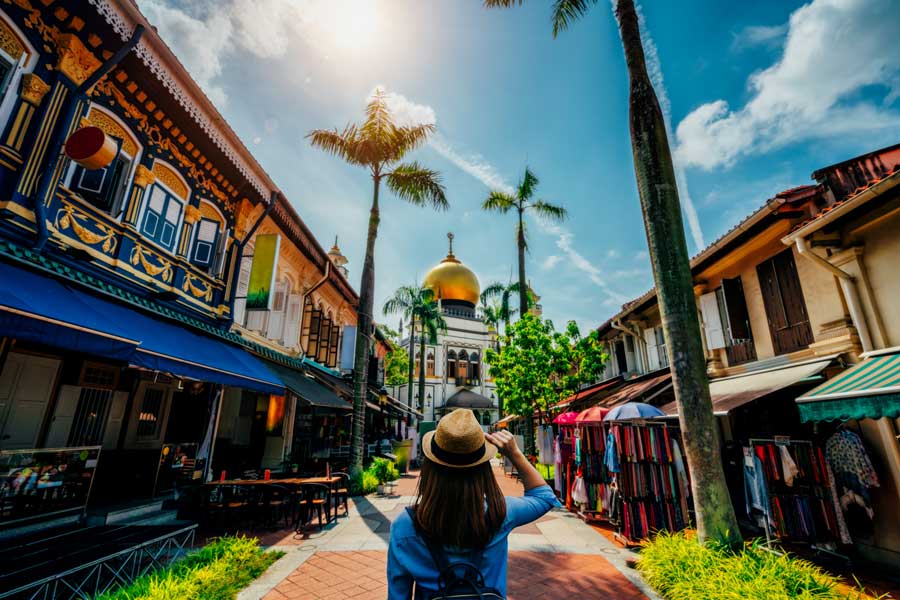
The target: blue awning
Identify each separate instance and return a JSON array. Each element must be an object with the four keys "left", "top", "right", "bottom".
[{"left": 0, "top": 260, "right": 283, "bottom": 395}]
